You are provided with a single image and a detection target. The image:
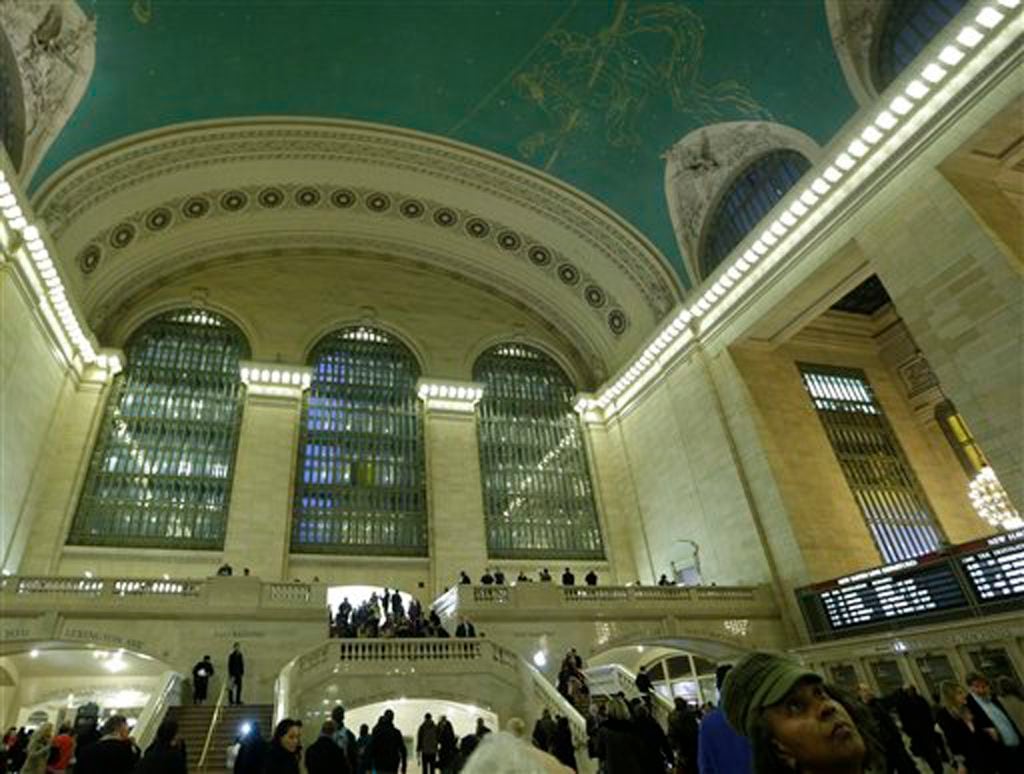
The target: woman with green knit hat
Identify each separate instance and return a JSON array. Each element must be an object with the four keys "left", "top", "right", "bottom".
[{"left": 719, "top": 651, "right": 884, "bottom": 774}]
